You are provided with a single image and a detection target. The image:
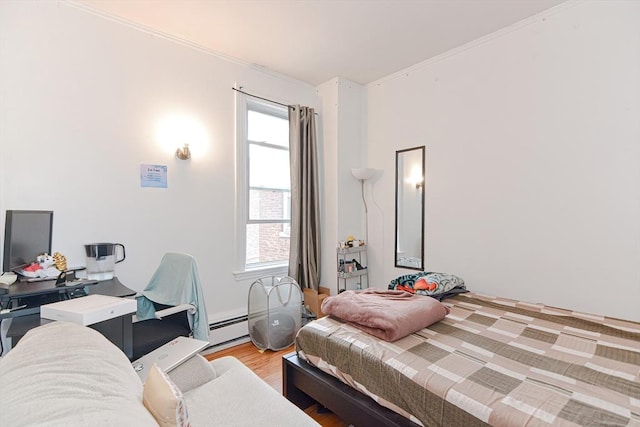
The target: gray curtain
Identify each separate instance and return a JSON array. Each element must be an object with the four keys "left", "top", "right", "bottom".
[{"left": 288, "top": 105, "right": 321, "bottom": 290}]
